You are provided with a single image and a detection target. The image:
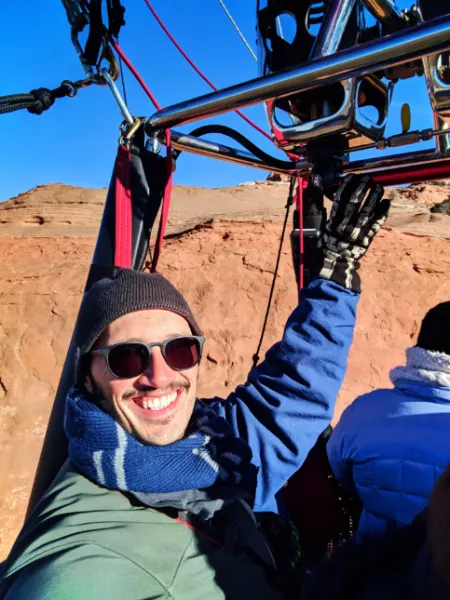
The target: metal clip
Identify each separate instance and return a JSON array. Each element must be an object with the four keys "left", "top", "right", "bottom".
[
  {"left": 119, "top": 118, "right": 143, "bottom": 149},
  {"left": 97, "top": 42, "right": 119, "bottom": 83},
  {"left": 64, "top": 40, "right": 120, "bottom": 95},
  {"left": 61, "top": 0, "right": 93, "bottom": 77}
]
